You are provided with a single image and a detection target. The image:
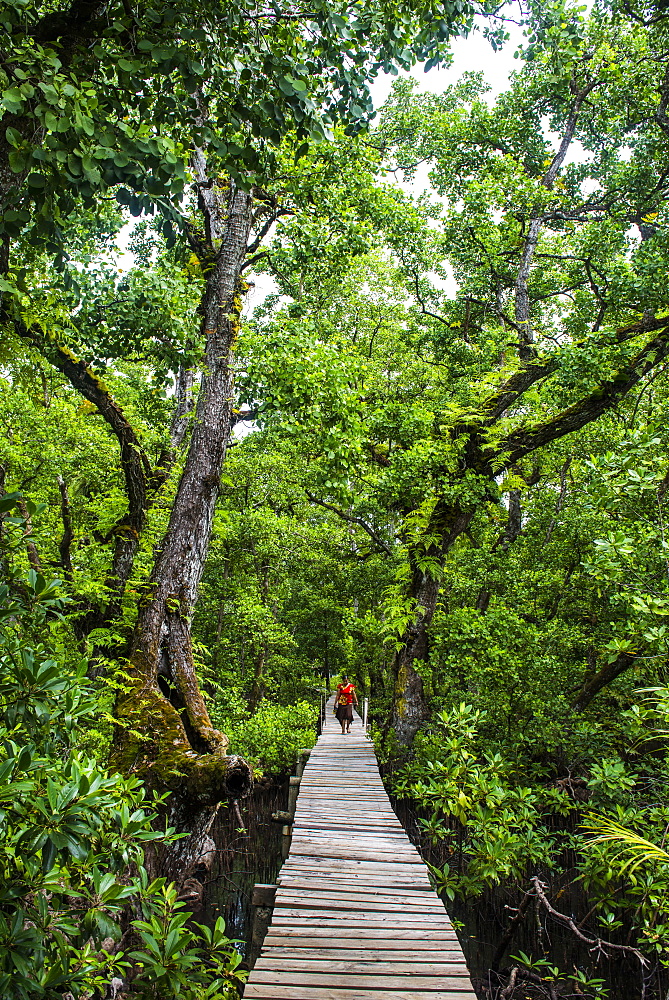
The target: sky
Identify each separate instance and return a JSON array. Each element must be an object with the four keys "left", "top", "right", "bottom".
[{"left": 370, "top": 23, "right": 523, "bottom": 110}]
